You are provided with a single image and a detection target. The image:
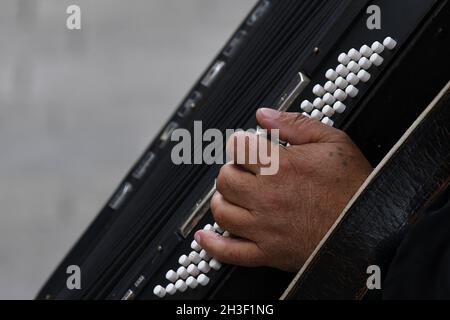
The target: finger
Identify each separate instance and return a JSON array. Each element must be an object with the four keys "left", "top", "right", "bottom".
[
  {"left": 256, "top": 108, "right": 349, "bottom": 145},
  {"left": 210, "top": 192, "right": 255, "bottom": 238},
  {"left": 226, "top": 131, "right": 279, "bottom": 175},
  {"left": 216, "top": 163, "right": 259, "bottom": 209},
  {"left": 194, "top": 230, "right": 266, "bottom": 267}
]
